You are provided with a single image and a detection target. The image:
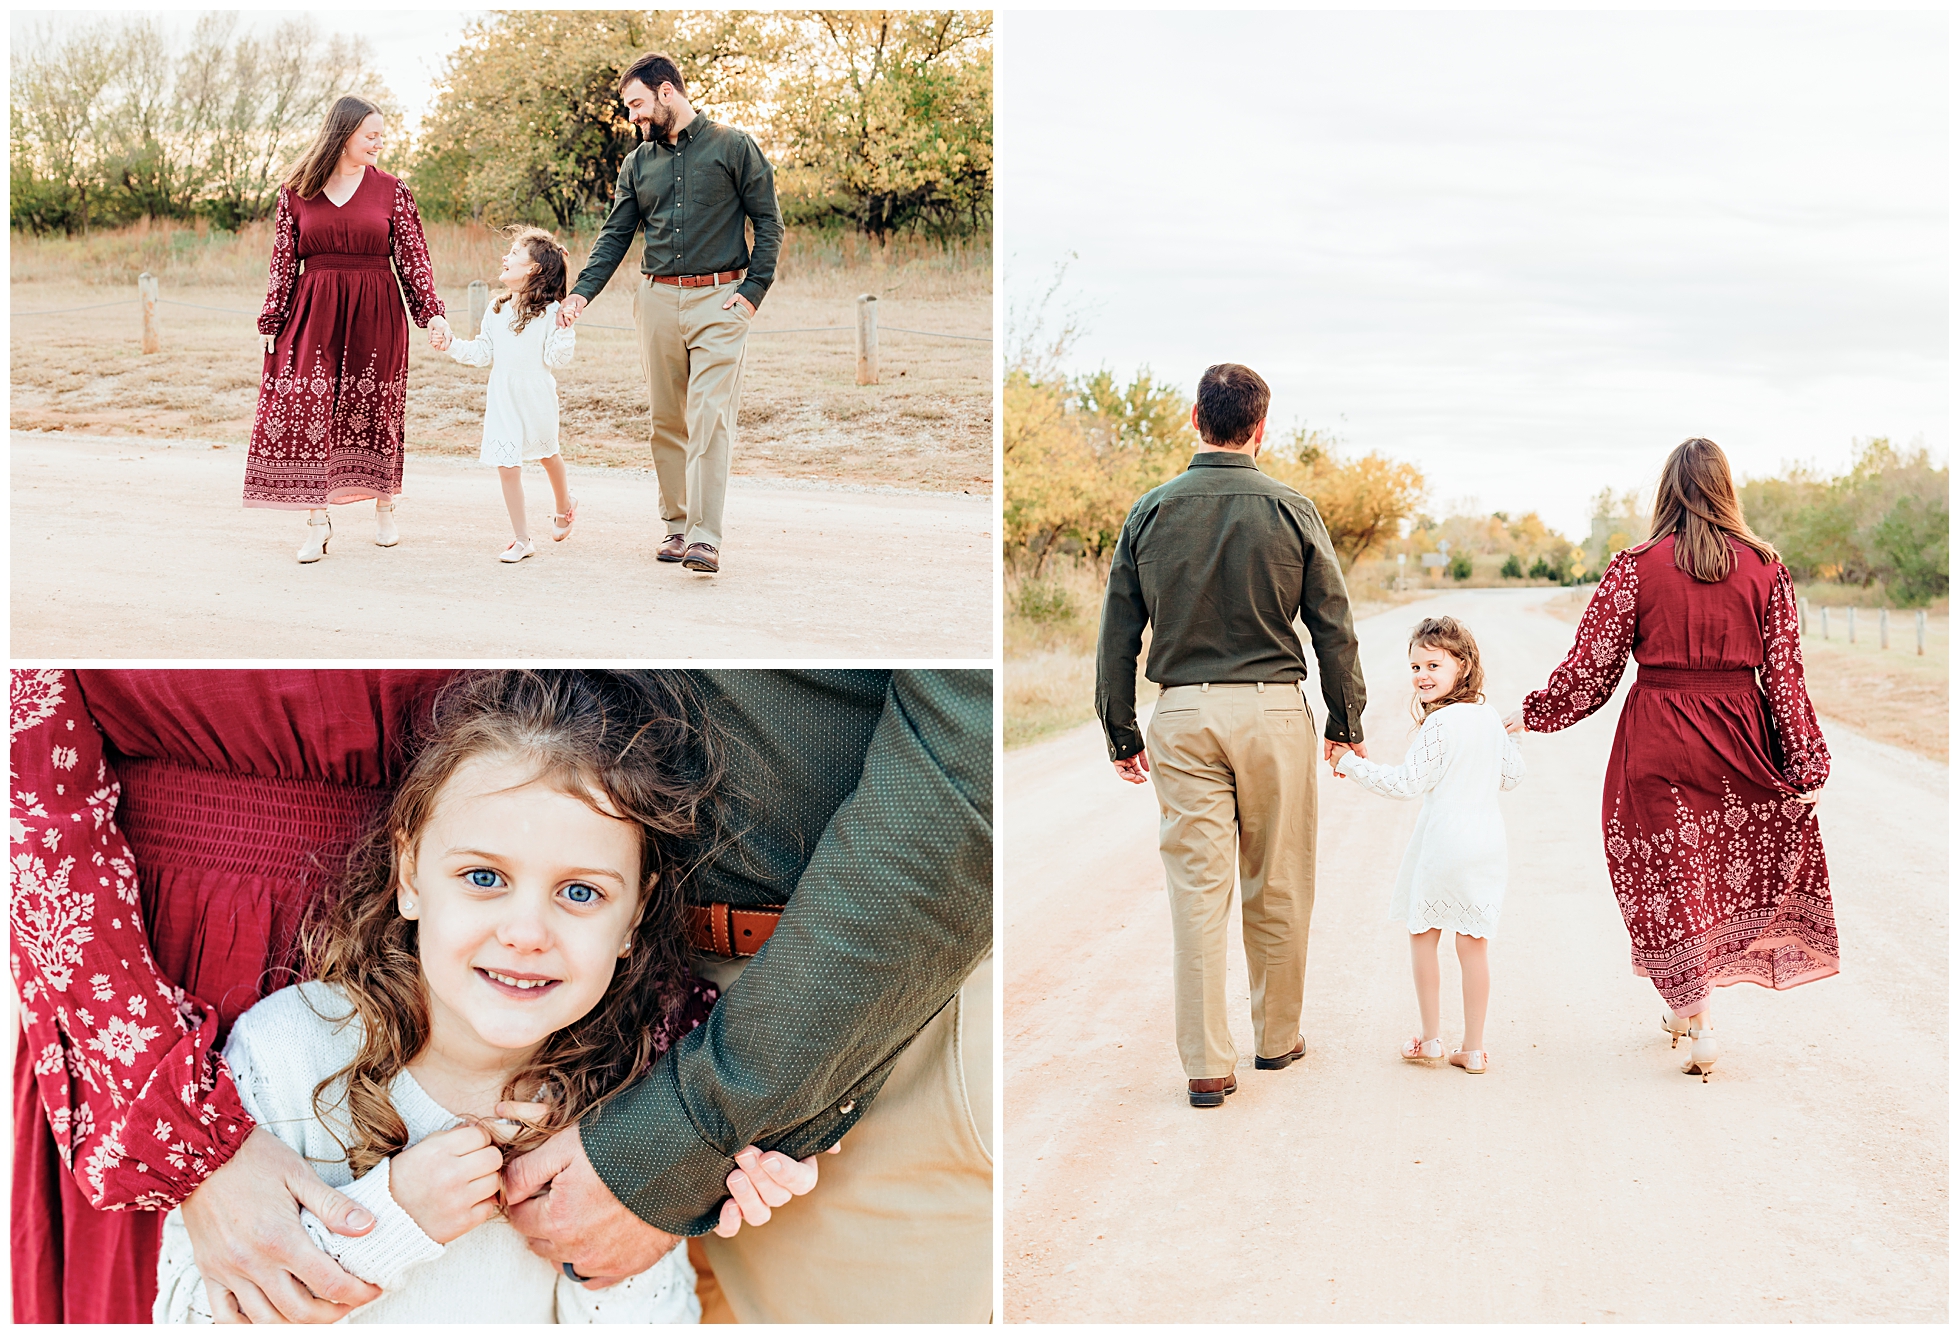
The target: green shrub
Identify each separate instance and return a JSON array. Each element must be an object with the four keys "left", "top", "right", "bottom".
[
  {"left": 1015, "top": 578, "right": 1077, "bottom": 624},
  {"left": 1448, "top": 553, "right": 1473, "bottom": 581},
  {"left": 1500, "top": 553, "right": 1525, "bottom": 580}
]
